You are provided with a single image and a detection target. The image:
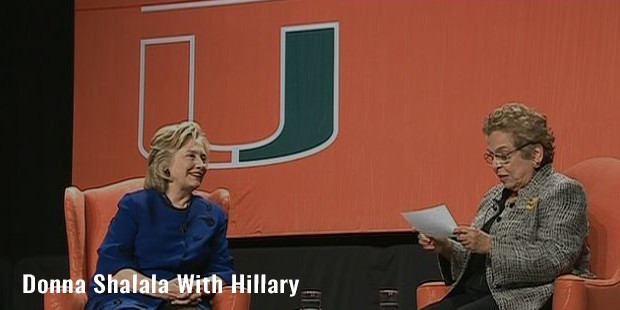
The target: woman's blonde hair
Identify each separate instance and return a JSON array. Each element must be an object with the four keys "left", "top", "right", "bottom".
[
  {"left": 483, "top": 102, "right": 555, "bottom": 166},
  {"left": 144, "top": 121, "right": 210, "bottom": 192}
]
